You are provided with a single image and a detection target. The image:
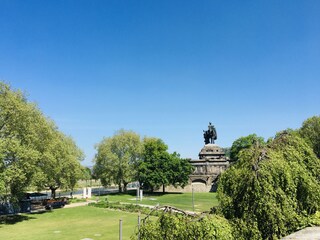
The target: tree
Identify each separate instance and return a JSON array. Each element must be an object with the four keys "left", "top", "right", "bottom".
[
  {"left": 34, "top": 132, "right": 84, "bottom": 198},
  {"left": 0, "top": 82, "right": 46, "bottom": 202},
  {"left": 137, "top": 137, "right": 193, "bottom": 193},
  {"left": 166, "top": 152, "right": 193, "bottom": 191},
  {"left": 299, "top": 115, "right": 320, "bottom": 158},
  {"left": 222, "top": 147, "right": 231, "bottom": 158},
  {"left": 93, "top": 129, "right": 142, "bottom": 192},
  {"left": 0, "top": 82, "right": 84, "bottom": 201},
  {"left": 137, "top": 138, "right": 169, "bottom": 192},
  {"left": 217, "top": 131, "right": 320, "bottom": 239},
  {"left": 135, "top": 212, "right": 233, "bottom": 240},
  {"left": 82, "top": 167, "right": 93, "bottom": 181},
  {"left": 230, "top": 134, "right": 265, "bottom": 161}
]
